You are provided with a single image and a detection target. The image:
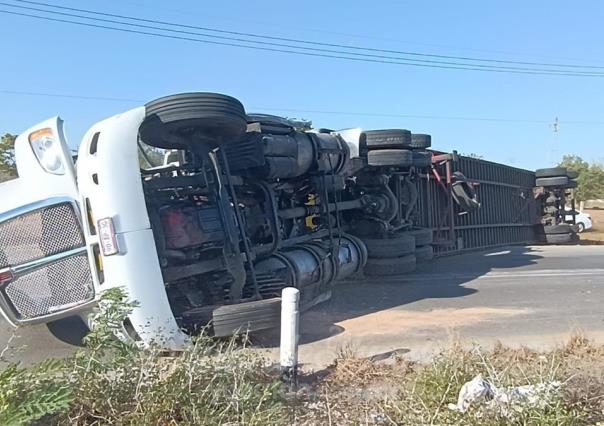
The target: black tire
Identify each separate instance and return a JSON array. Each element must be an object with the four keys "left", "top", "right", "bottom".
[
  {"left": 415, "top": 245, "right": 434, "bottom": 262},
  {"left": 545, "top": 232, "right": 578, "bottom": 245},
  {"left": 577, "top": 222, "right": 586, "bottom": 233},
  {"left": 363, "top": 129, "right": 412, "bottom": 149},
  {"left": 246, "top": 113, "right": 294, "bottom": 134},
  {"left": 567, "top": 170, "right": 579, "bottom": 179},
  {"left": 536, "top": 176, "right": 569, "bottom": 187},
  {"left": 412, "top": 151, "right": 432, "bottom": 168},
  {"left": 210, "top": 298, "right": 281, "bottom": 337},
  {"left": 407, "top": 227, "right": 433, "bottom": 246},
  {"left": 544, "top": 223, "right": 573, "bottom": 234},
  {"left": 451, "top": 172, "right": 480, "bottom": 212},
  {"left": 367, "top": 149, "right": 413, "bottom": 167},
  {"left": 140, "top": 92, "right": 247, "bottom": 149},
  {"left": 535, "top": 167, "right": 567, "bottom": 178},
  {"left": 410, "top": 134, "right": 432, "bottom": 149},
  {"left": 362, "top": 232, "right": 415, "bottom": 258},
  {"left": 364, "top": 254, "right": 416, "bottom": 276},
  {"left": 46, "top": 316, "right": 89, "bottom": 347},
  {"left": 349, "top": 219, "right": 387, "bottom": 238}
]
